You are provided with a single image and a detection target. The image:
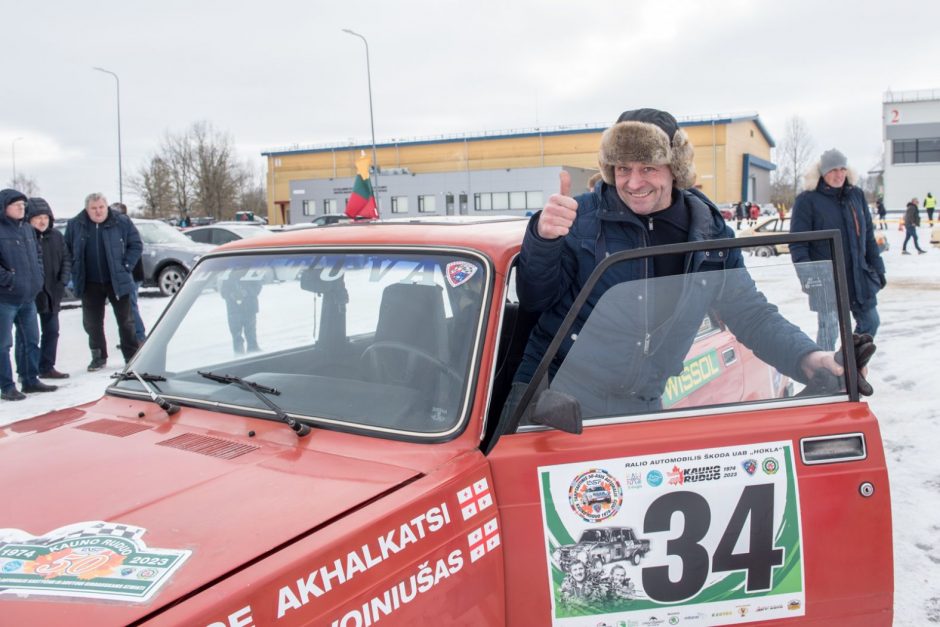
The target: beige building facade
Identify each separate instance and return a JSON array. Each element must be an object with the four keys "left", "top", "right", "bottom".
[{"left": 263, "top": 114, "right": 775, "bottom": 225}]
